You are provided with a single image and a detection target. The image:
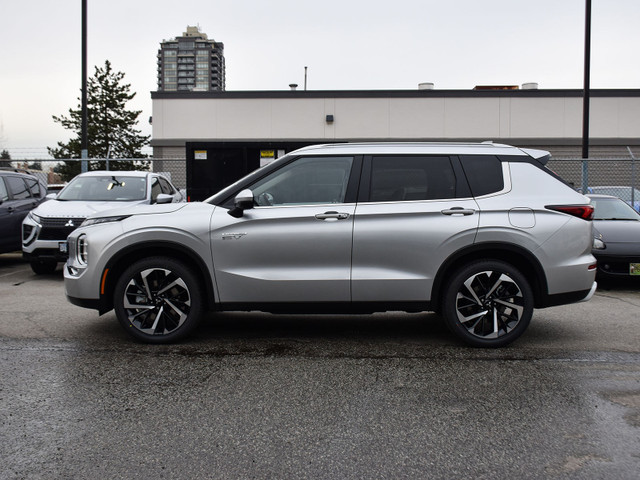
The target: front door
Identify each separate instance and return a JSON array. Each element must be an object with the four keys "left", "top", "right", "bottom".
[{"left": 211, "top": 155, "right": 358, "bottom": 304}]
